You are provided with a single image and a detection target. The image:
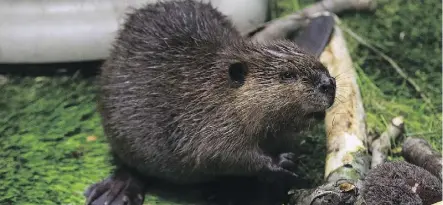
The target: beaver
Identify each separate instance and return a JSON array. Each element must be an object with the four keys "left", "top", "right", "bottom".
[{"left": 85, "top": 0, "right": 336, "bottom": 204}]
